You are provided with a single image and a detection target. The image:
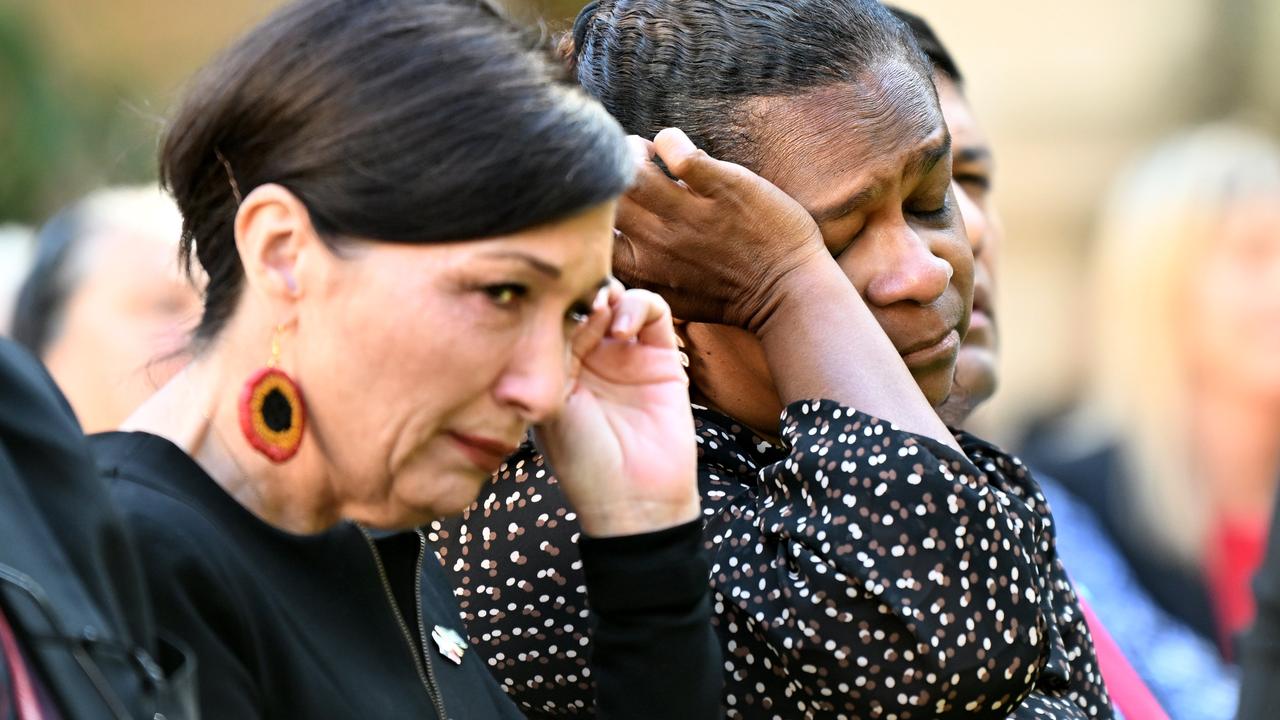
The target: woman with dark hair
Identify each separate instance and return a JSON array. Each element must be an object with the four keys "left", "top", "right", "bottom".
[
  {"left": 91, "top": 0, "right": 720, "bottom": 717},
  {"left": 434, "top": 1, "right": 1112, "bottom": 718}
]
